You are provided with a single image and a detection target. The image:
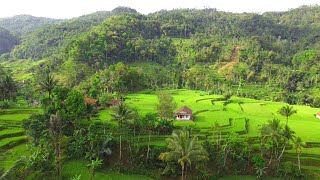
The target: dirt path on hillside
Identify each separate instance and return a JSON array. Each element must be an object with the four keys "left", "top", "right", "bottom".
[{"left": 218, "top": 46, "right": 240, "bottom": 74}]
